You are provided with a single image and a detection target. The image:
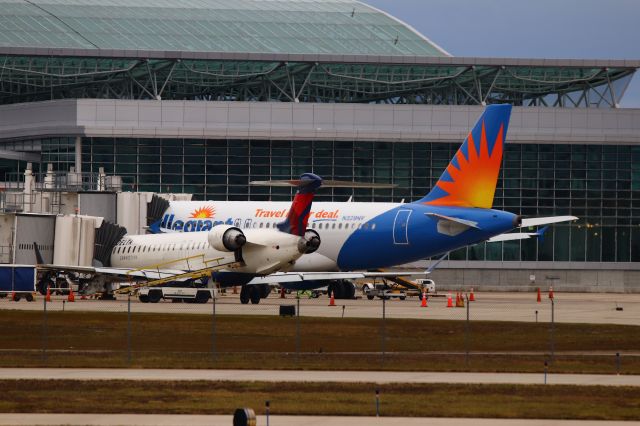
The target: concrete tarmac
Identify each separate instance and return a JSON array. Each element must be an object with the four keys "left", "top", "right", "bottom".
[
  {"left": 1, "top": 368, "right": 639, "bottom": 386},
  {"left": 2, "top": 291, "right": 639, "bottom": 325},
  {"left": 0, "top": 414, "right": 636, "bottom": 426}
]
